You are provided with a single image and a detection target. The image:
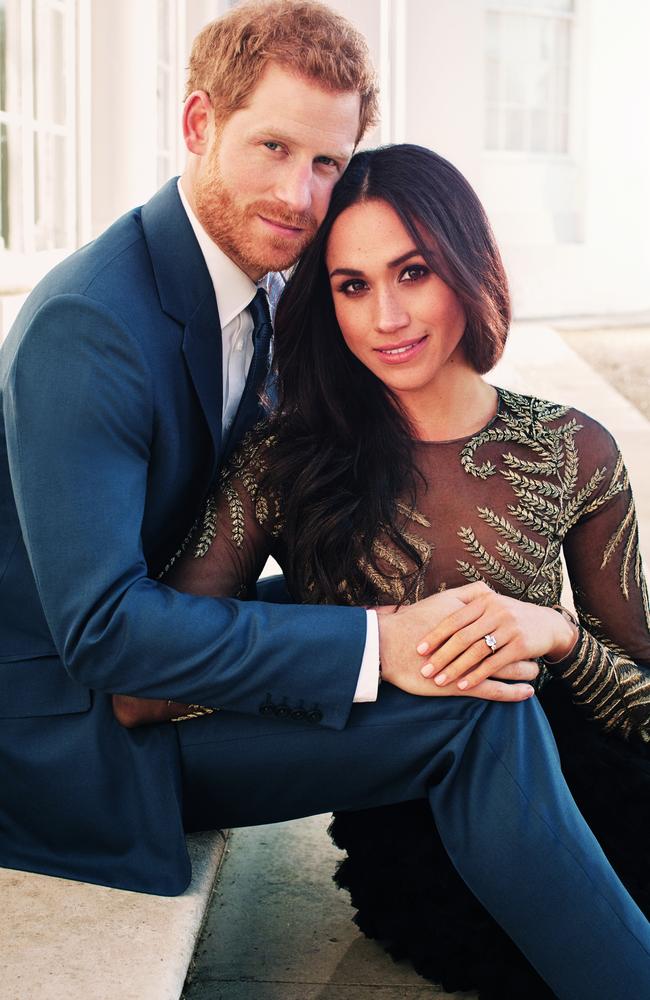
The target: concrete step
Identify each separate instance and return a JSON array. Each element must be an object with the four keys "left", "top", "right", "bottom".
[{"left": 0, "top": 831, "right": 228, "bottom": 1000}]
